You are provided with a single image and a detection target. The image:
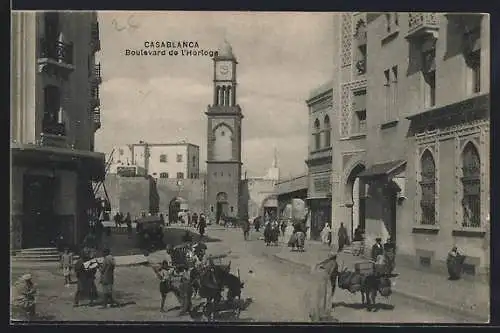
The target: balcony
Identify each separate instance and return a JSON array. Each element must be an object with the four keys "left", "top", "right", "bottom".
[
  {"left": 38, "top": 38, "right": 75, "bottom": 78},
  {"left": 356, "top": 59, "right": 366, "bottom": 75},
  {"left": 93, "top": 107, "right": 101, "bottom": 130},
  {"left": 91, "top": 85, "right": 100, "bottom": 109},
  {"left": 94, "top": 63, "right": 102, "bottom": 84},
  {"left": 91, "top": 21, "right": 101, "bottom": 52},
  {"left": 40, "top": 122, "right": 68, "bottom": 148},
  {"left": 406, "top": 13, "right": 440, "bottom": 39}
]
